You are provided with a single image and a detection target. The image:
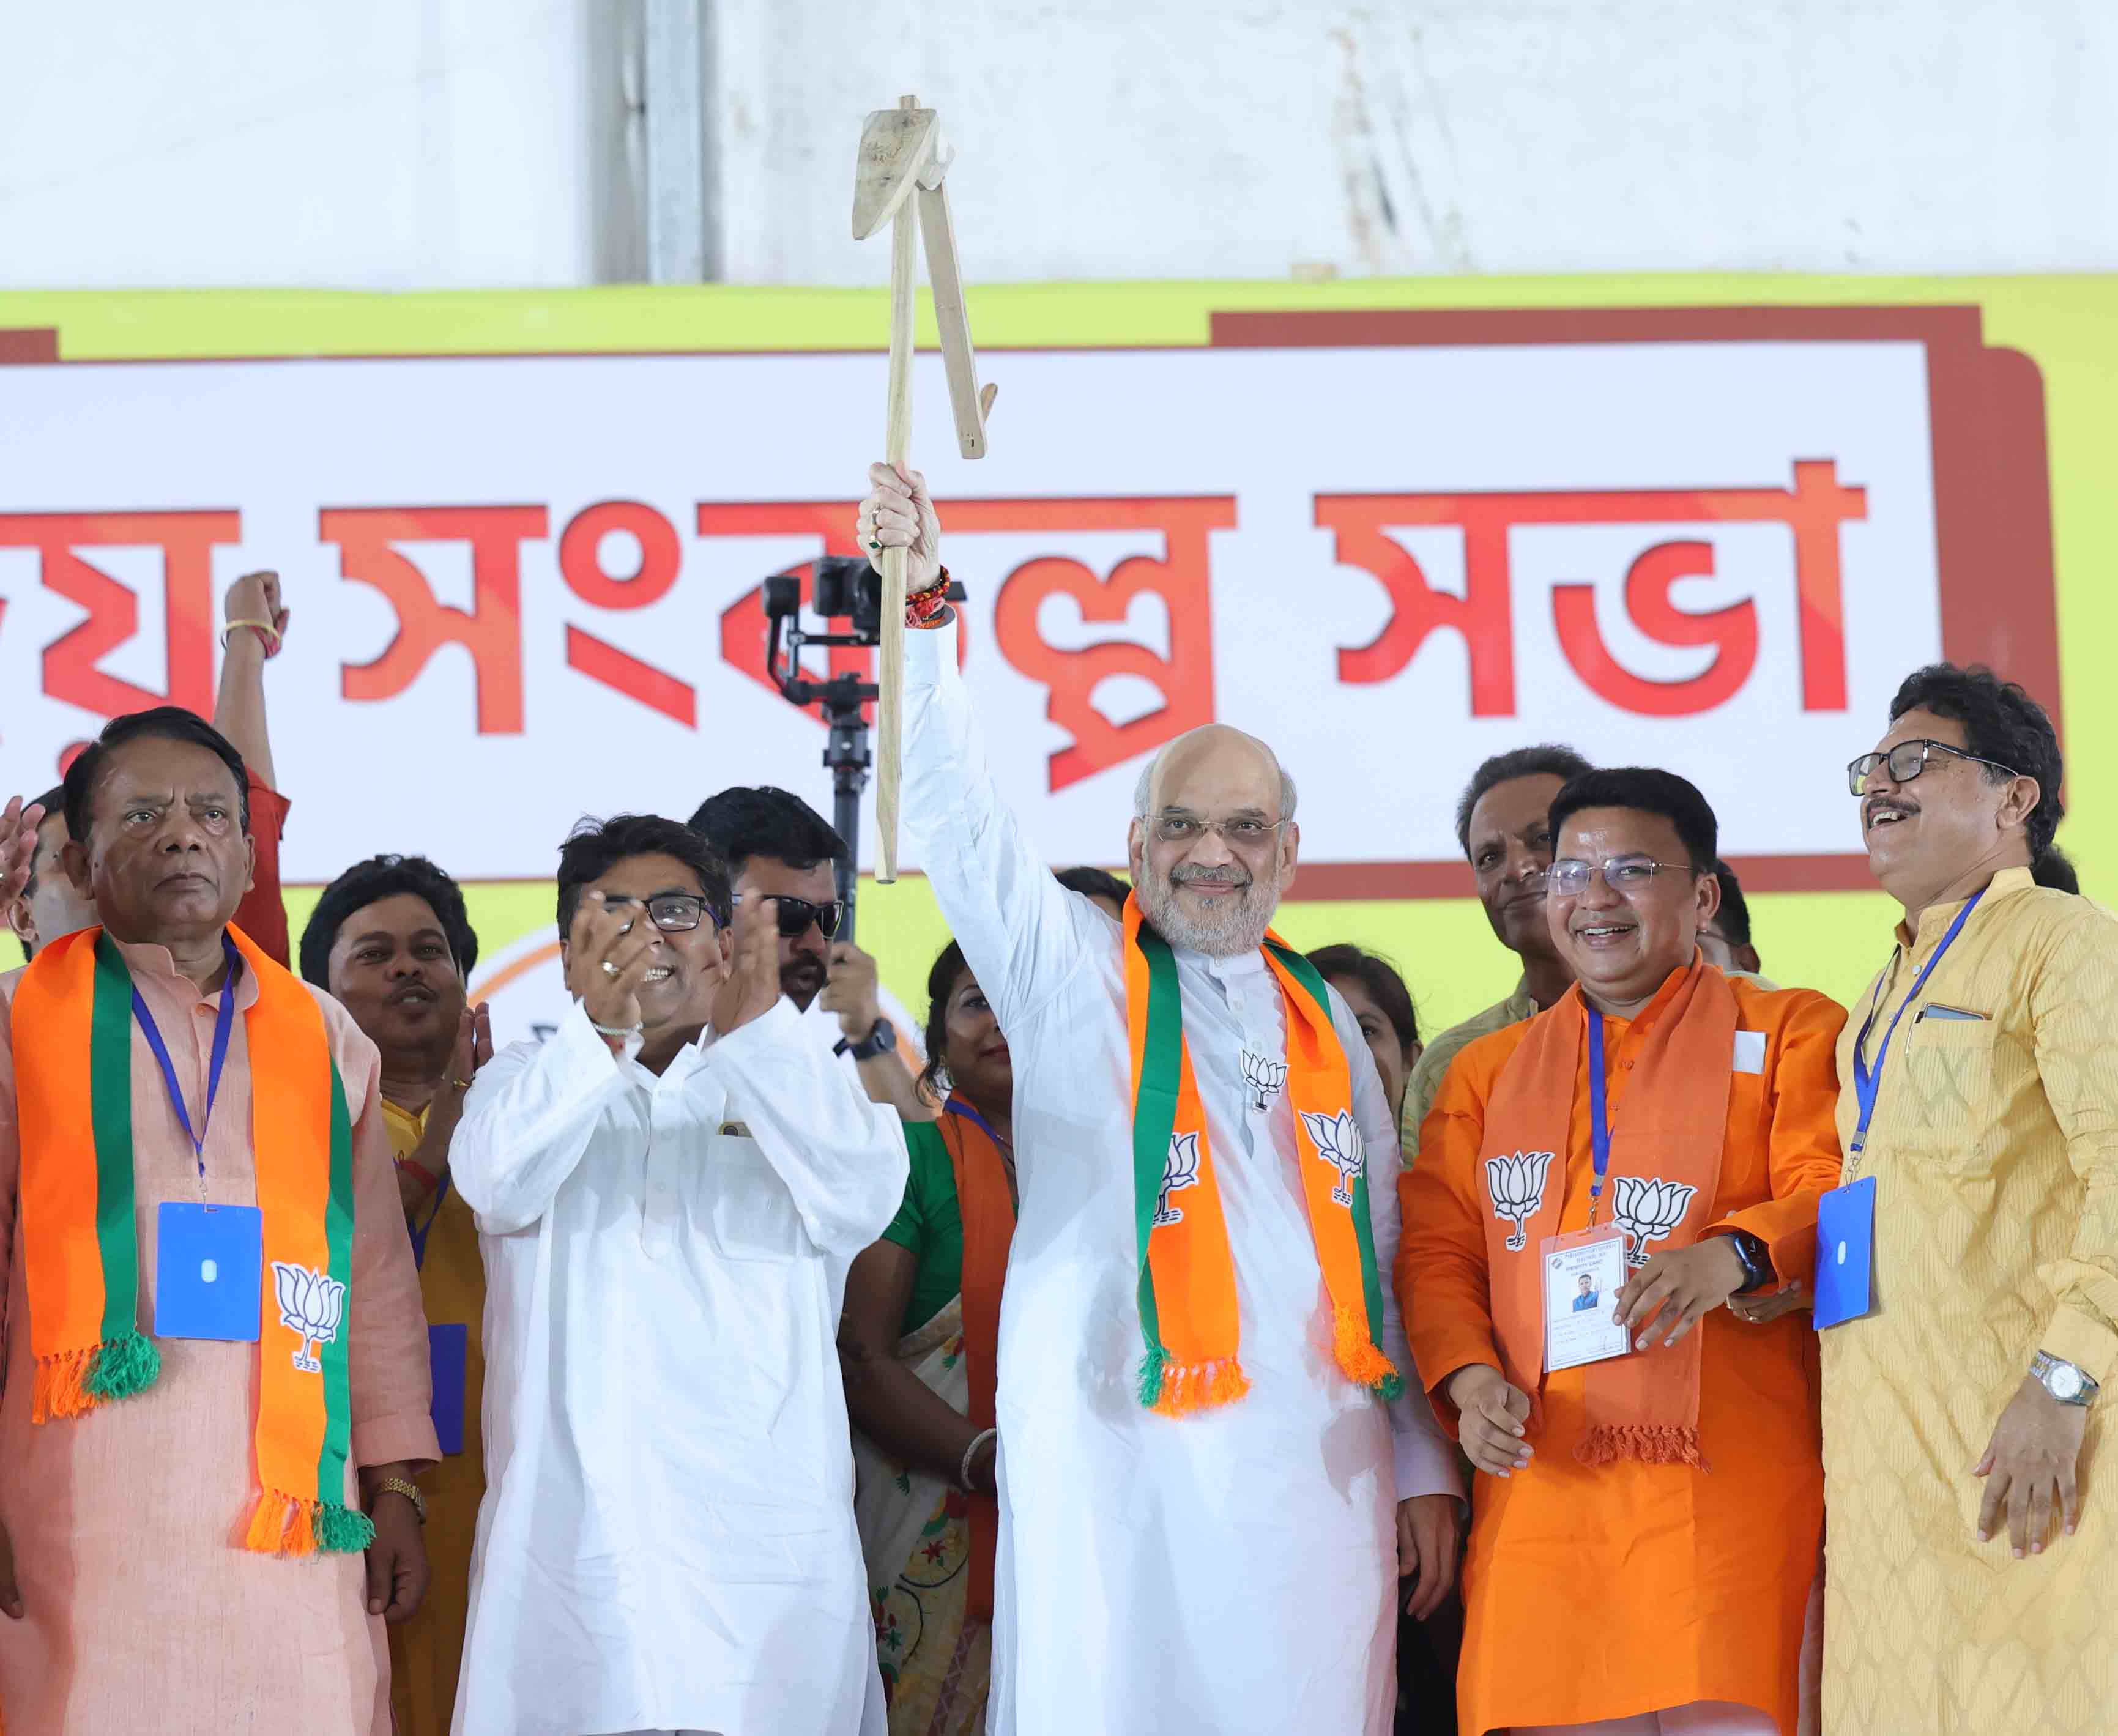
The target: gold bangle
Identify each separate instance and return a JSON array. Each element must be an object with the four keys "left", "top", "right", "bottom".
[{"left": 370, "top": 1475, "right": 427, "bottom": 1524}]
